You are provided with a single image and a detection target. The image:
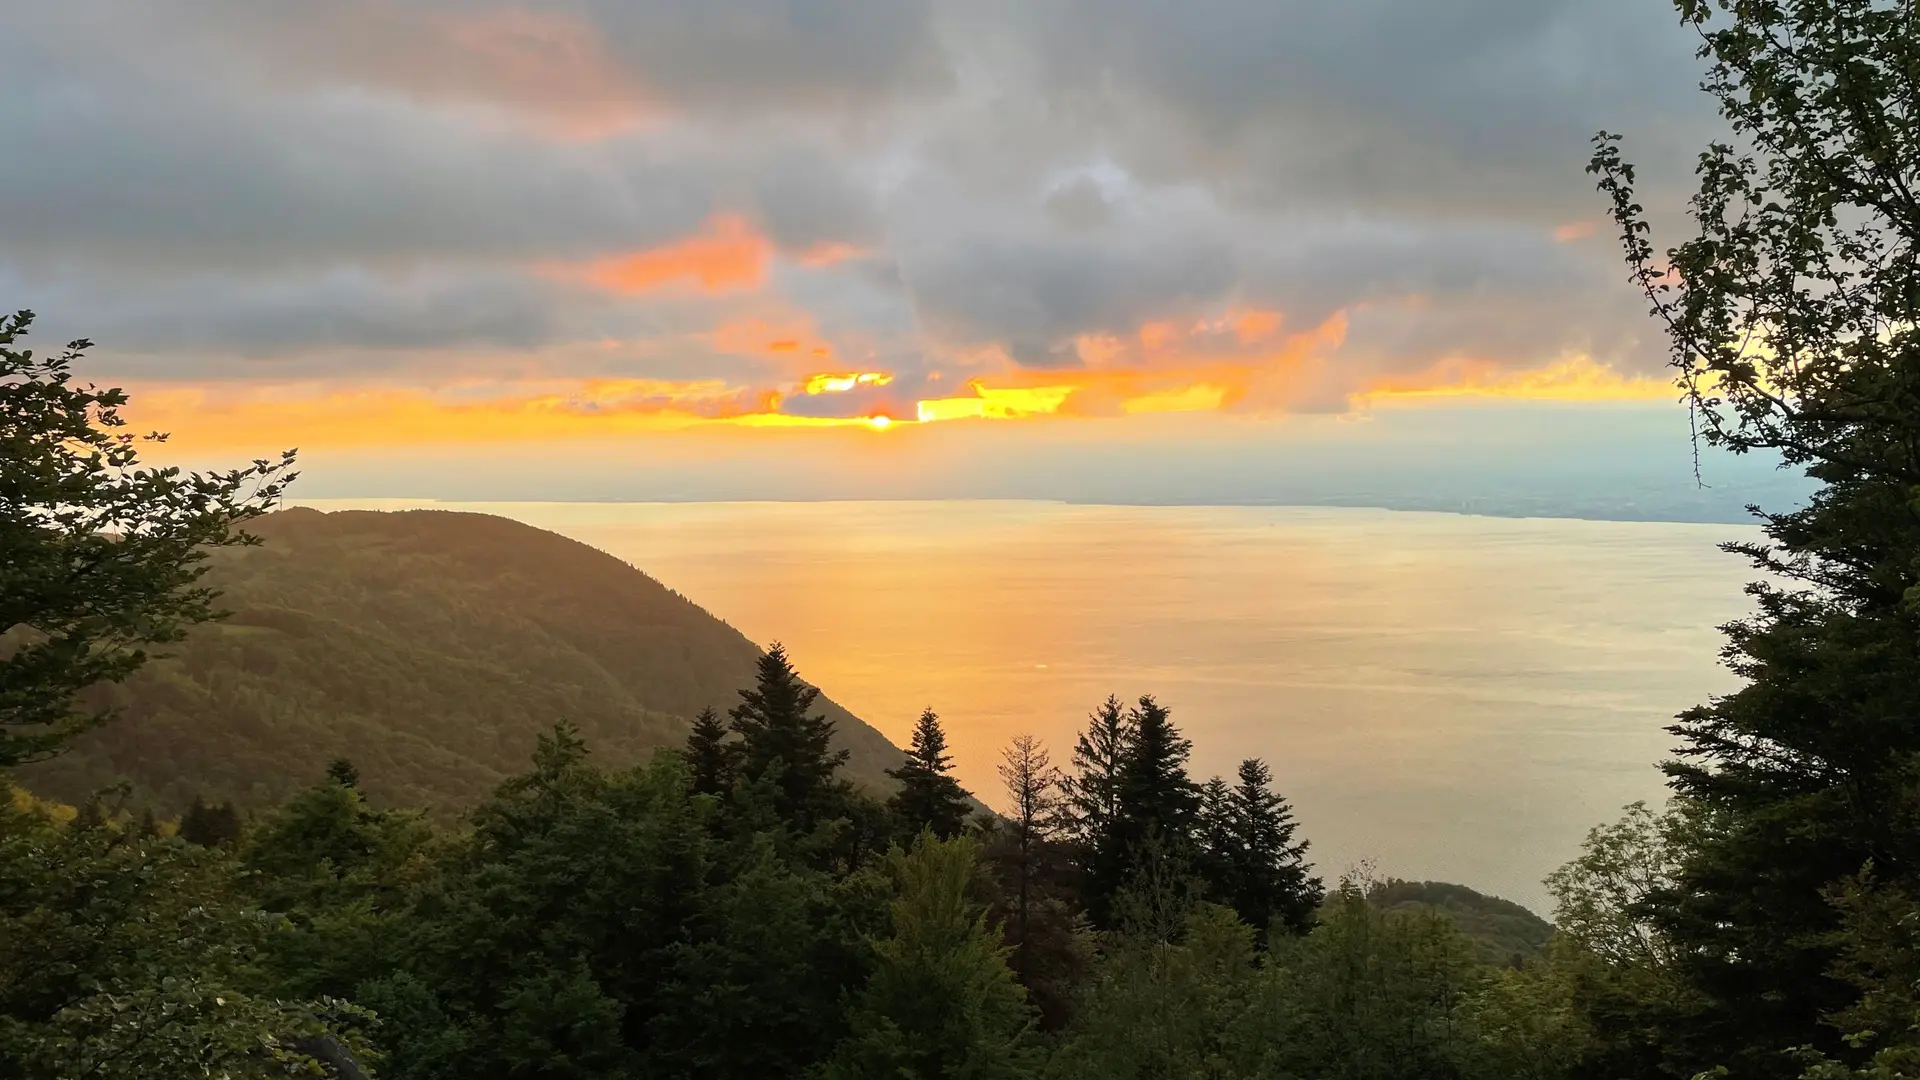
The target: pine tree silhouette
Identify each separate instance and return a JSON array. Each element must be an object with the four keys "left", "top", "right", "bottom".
[
  {"left": 684, "top": 706, "right": 736, "bottom": 797},
  {"left": 1064, "top": 695, "right": 1134, "bottom": 925},
  {"left": 1224, "top": 758, "right": 1321, "bottom": 941},
  {"left": 326, "top": 758, "right": 360, "bottom": 789},
  {"left": 887, "top": 708, "right": 971, "bottom": 840},
  {"left": 728, "top": 642, "right": 850, "bottom": 832}
]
